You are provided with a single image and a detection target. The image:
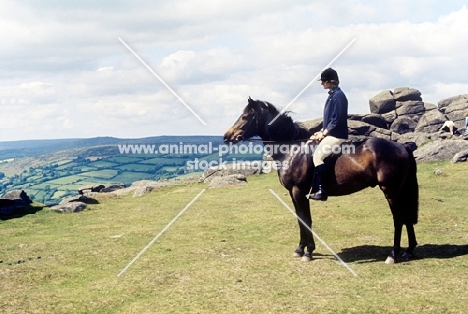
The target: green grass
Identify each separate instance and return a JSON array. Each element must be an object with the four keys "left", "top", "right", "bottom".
[
  {"left": 140, "top": 157, "right": 188, "bottom": 165},
  {"left": 0, "top": 161, "right": 467, "bottom": 313},
  {"left": 111, "top": 171, "right": 155, "bottom": 184},
  {"left": 87, "top": 160, "right": 119, "bottom": 169},
  {"left": 116, "top": 163, "right": 158, "bottom": 172},
  {"left": 105, "top": 156, "right": 147, "bottom": 163},
  {"left": 42, "top": 175, "right": 85, "bottom": 185},
  {"left": 78, "top": 169, "right": 119, "bottom": 180}
]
